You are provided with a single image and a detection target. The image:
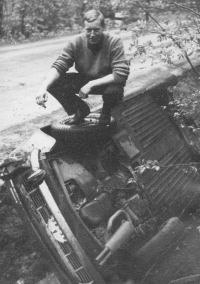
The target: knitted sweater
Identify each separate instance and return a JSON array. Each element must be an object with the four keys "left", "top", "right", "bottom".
[{"left": 52, "top": 32, "right": 130, "bottom": 84}]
